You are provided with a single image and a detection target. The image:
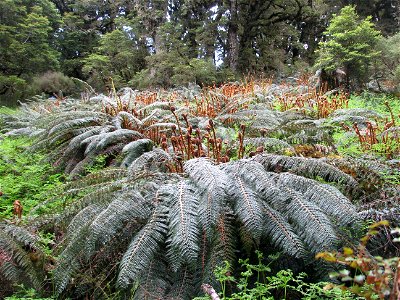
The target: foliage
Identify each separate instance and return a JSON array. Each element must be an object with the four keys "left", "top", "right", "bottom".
[
  {"left": 2, "top": 0, "right": 398, "bottom": 97},
  {"left": 194, "top": 251, "right": 359, "bottom": 300},
  {"left": 4, "top": 285, "right": 54, "bottom": 300},
  {"left": 0, "top": 136, "right": 64, "bottom": 219},
  {"left": 83, "top": 29, "right": 148, "bottom": 91},
  {"left": 0, "top": 0, "right": 61, "bottom": 103},
  {"left": 317, "top": 220, "right": 400, "bottom": 300},
  {"left": 331, "top": 93, "right": 400, "bottom": 159},
  {"left": 30, "top": 71, "right": 79, "bottom": 98},
  {"left": 315, "top": 6, "right": 381, "bottom": 88},
  {"left": 1, "top": 78, "right": 399, "bottom": 298},
  {"left": 37, "top": 154, "right": 362, "bottom": 298},
  {"left": 373, "top": 32, "right": 400, "bottom": 92}
]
